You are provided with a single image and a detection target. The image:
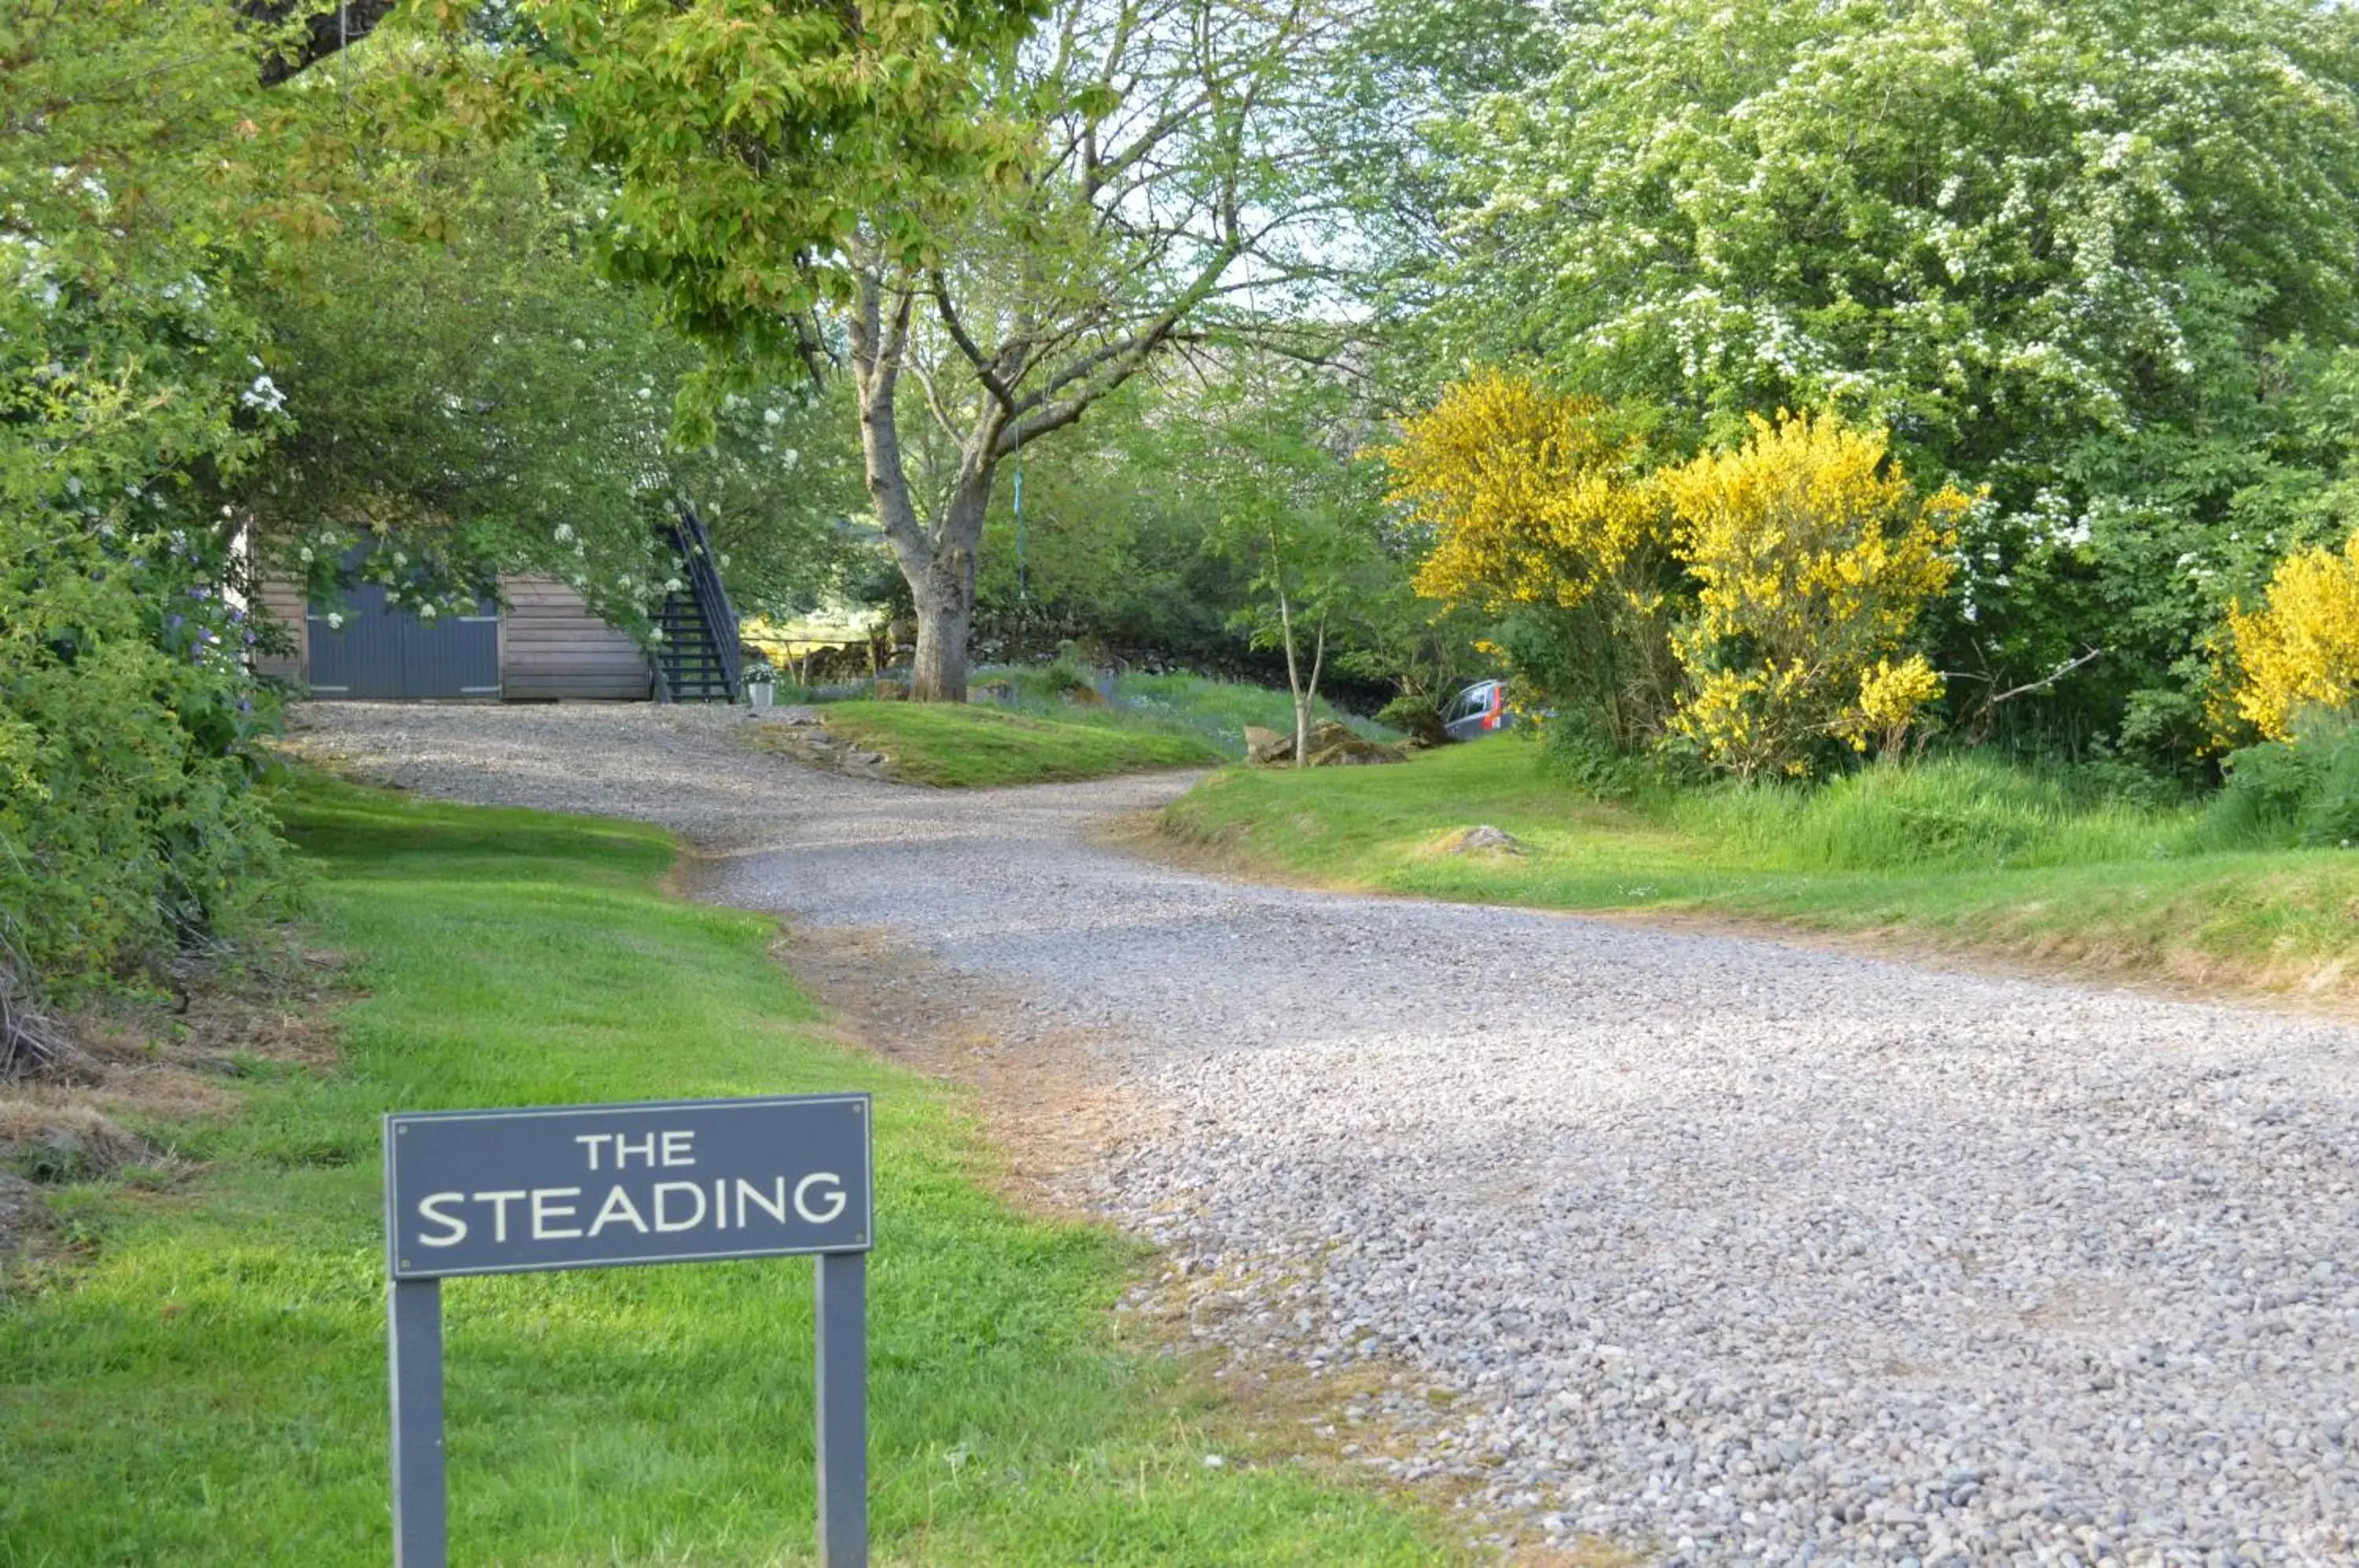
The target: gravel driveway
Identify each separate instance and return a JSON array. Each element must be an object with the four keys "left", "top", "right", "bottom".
[{"left": 292, "top": 703, "right": 2358, "bottom": 1566}]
